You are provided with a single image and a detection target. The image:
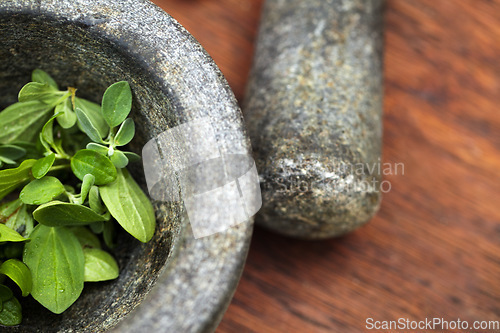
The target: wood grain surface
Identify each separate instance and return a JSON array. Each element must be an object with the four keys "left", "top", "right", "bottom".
[{"left": 153, "top": 0, "right": 500, "bottom": 332}]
